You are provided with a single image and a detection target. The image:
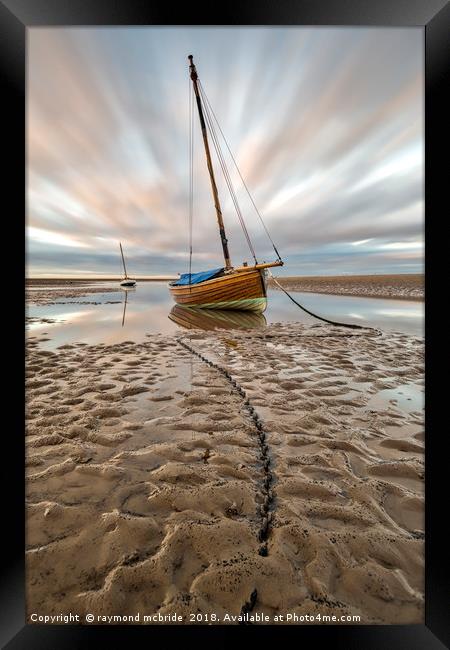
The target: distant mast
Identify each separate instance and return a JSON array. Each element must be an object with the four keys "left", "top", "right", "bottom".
[
  {"left": 188, "top": 54, "right": 232, "bottom": 270},
  {"left": 119, "top": 242, "right": 128, "bottom": 279}
]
